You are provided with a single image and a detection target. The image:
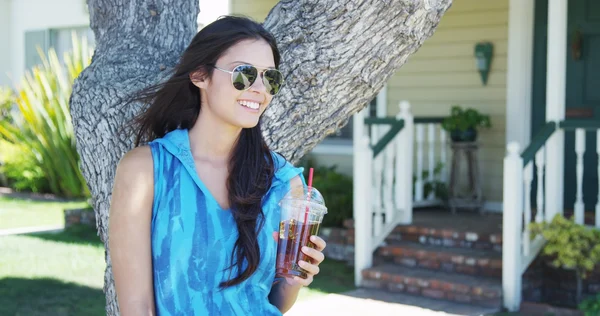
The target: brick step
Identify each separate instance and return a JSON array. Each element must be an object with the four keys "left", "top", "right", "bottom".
[
  {"left": 385, "top": 225, "right": 502, "bottom": 252},
  {"left": 375, "top": 241, "right": 502, "bottom": 278},
  {"left": 361, "top": 264, "right": 502, "bottom": 308},
  {"left": 343, "top": 218, "right": 503, "bottom": 252}
]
